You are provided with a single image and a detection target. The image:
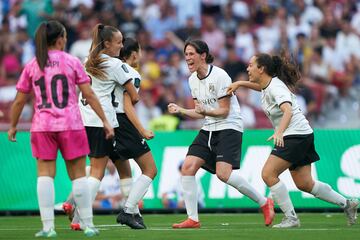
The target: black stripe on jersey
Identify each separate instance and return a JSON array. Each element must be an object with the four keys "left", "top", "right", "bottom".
[
  {"left": 218, "top": 95, "right": 231, "bottom": 100},
  {"left": 197, "top": 65, "right": 213, "bottom": 80},
  {"left": 262, "top": 78, "right": 272, "bottom": 90},
  {"left": 123, "top": 78, "right": 132, "bottom": 86},
  {"left": 279, "top": 101, "right": 292, "bottom": 107}
]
